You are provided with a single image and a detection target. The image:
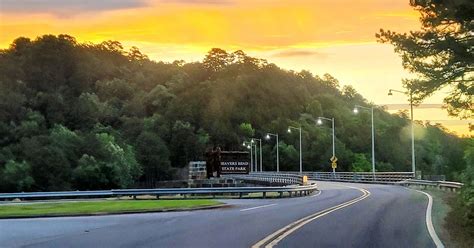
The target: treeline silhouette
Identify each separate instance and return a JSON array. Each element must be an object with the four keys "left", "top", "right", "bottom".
[{"left": 0, "top": 34, "right": 470, "bottom": 192}]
